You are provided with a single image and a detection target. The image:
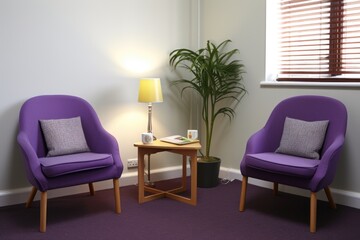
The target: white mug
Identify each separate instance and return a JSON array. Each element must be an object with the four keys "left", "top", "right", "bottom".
[
  {"left": 141, "top": 132, "right": 153, "bottom": 144},
  {"left": 187, "top": 130, "right": 198, "bottom": 140}
]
